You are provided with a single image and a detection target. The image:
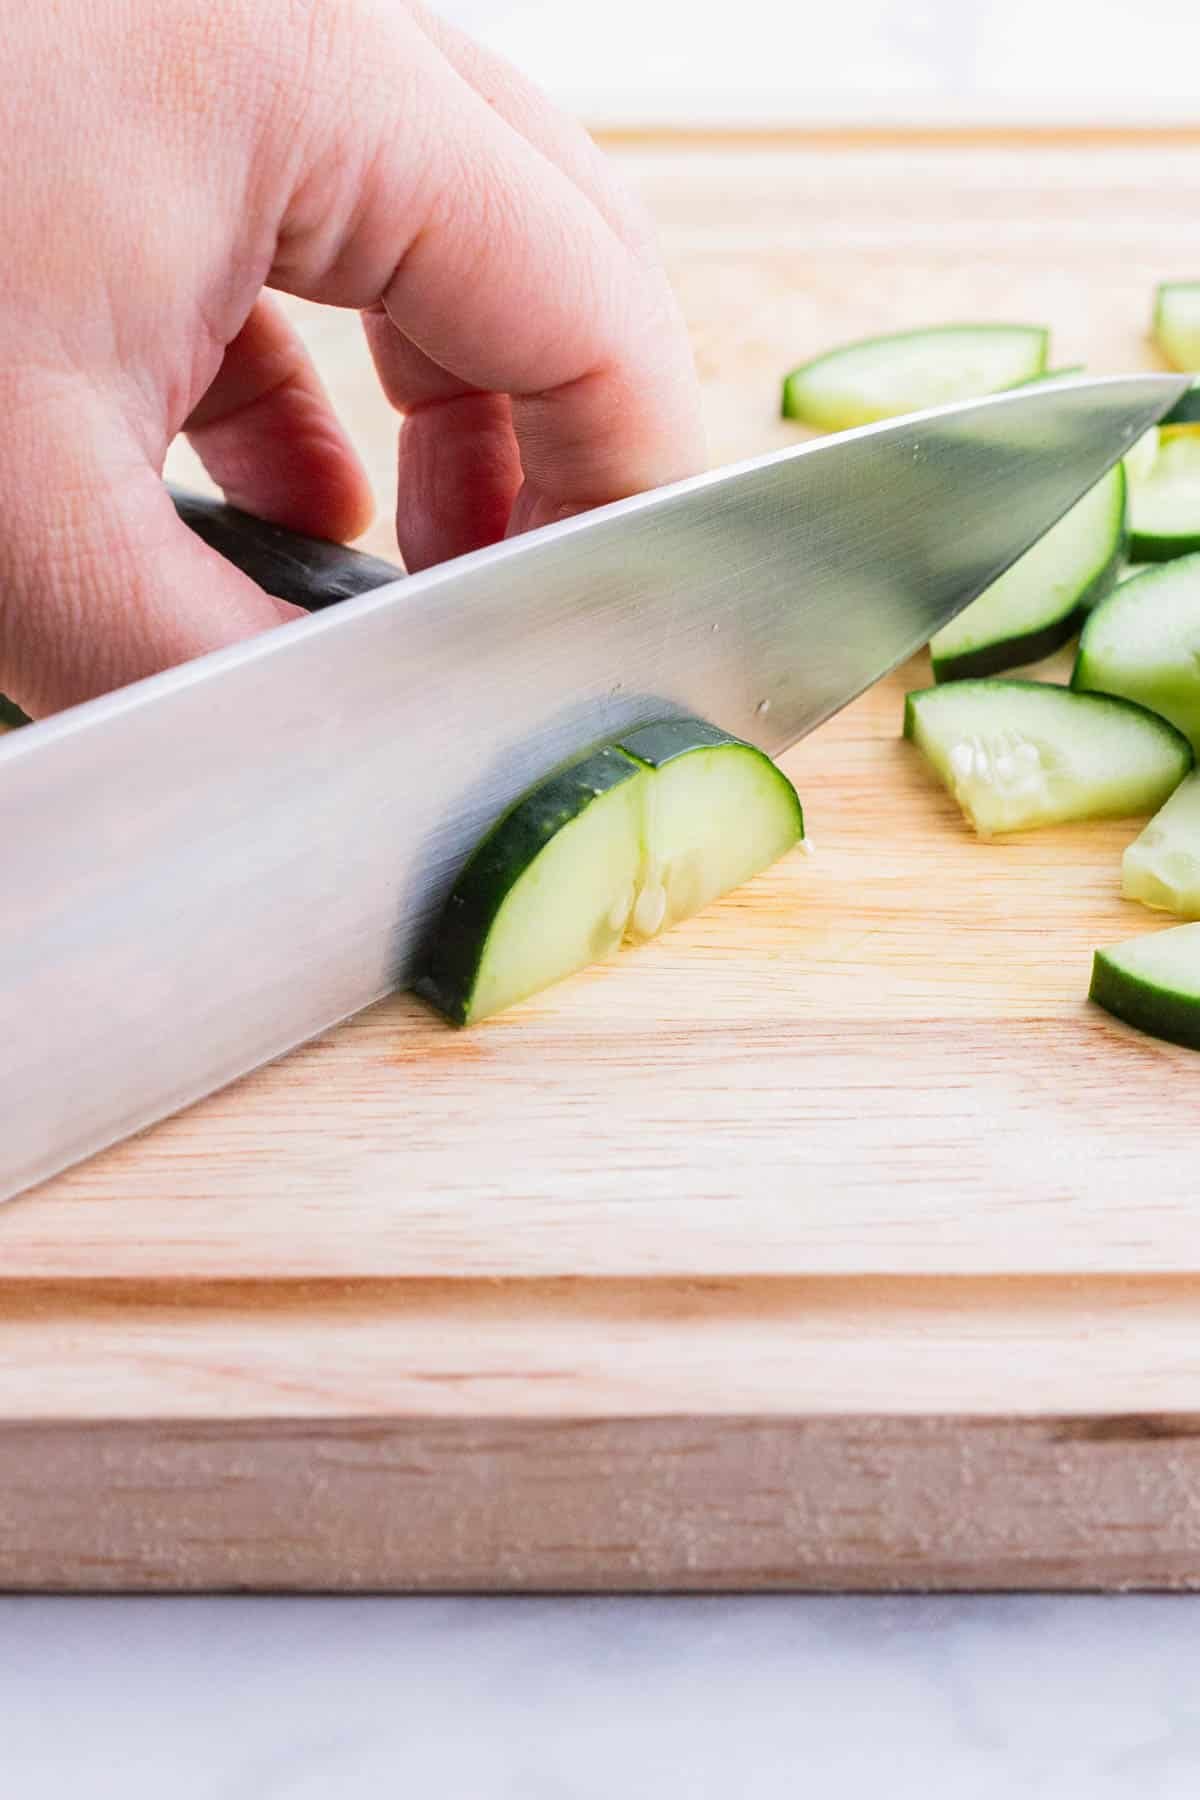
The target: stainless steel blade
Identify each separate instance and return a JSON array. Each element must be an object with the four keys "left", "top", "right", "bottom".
[{"left": 0, "top": 373, "right": 1186, "bottom": 1200}]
